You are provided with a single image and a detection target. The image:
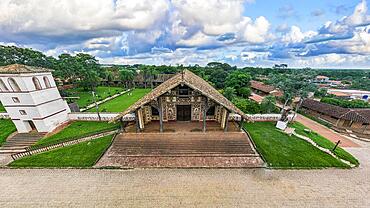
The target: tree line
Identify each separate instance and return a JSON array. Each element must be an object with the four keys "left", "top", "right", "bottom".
[{"left": 1, "top": 45, "right": 369, "bottom": 114}]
